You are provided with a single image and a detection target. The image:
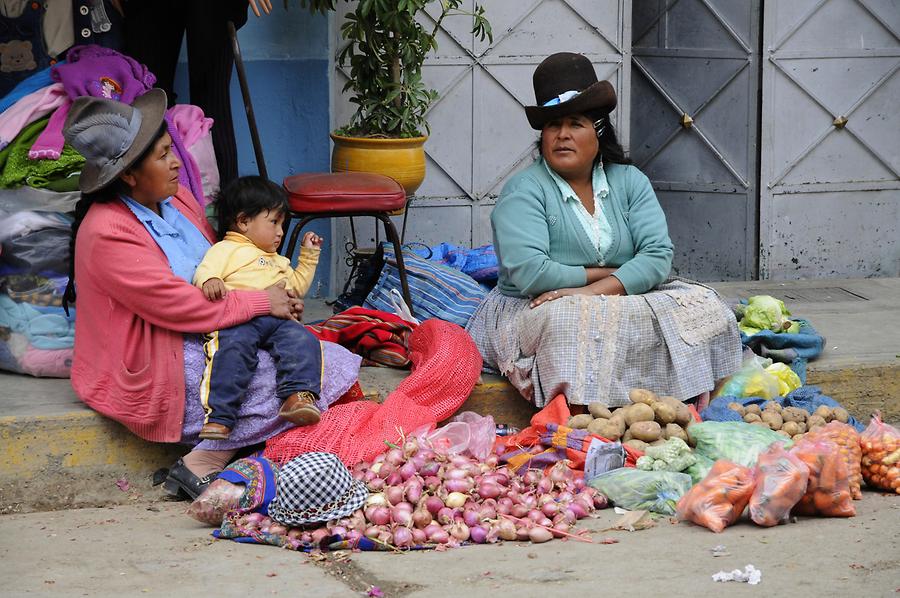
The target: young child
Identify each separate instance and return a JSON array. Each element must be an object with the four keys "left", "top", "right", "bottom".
[{"left": 193, "top": 176, "right": 324, "bottom": 440}]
